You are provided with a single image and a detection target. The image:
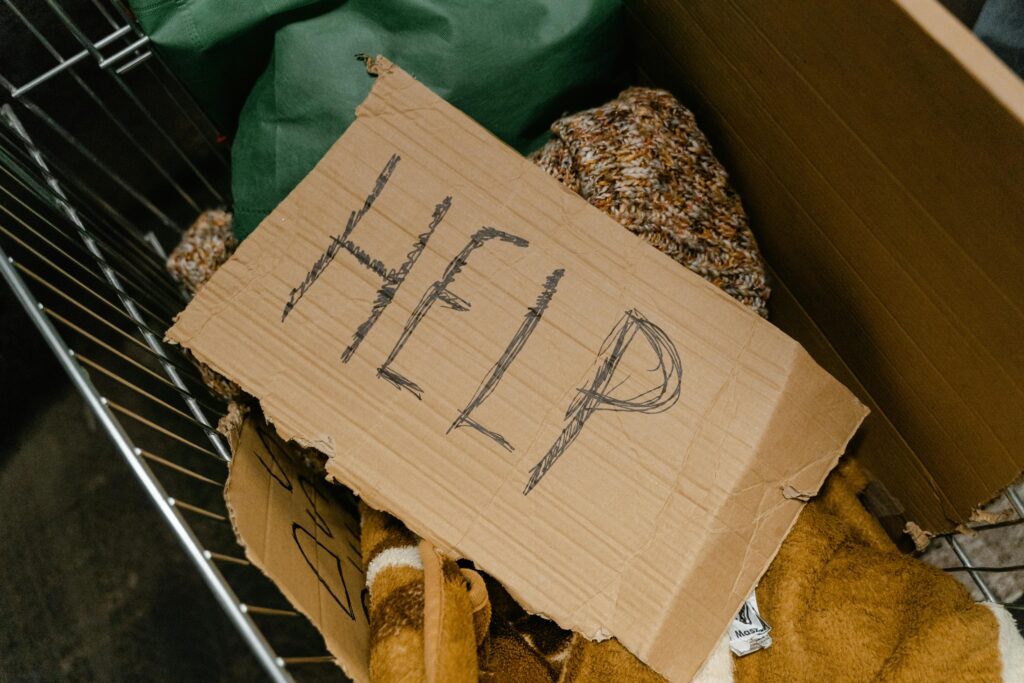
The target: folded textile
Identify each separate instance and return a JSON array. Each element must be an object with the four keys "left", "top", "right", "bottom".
[
  {"left": 531, "top": 87, "right": 770, "bottom": 318},
  {"left": 734, "top": 460, "right": 1024, "bottom": 683},
  {"left": 130, "top": 0, "right": 629, "bottom": 241},
  {"left": 166, "top": 208, "right": 235, "bottom": 297},
  {"left": 166, "top": 209, "right": 241, "bottom": 401}
]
